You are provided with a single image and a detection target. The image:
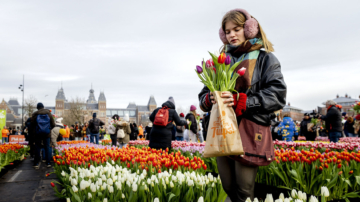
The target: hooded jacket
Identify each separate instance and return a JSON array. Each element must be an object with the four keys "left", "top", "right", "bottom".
[
  {"left": 149, "top": 101, "right": 186, "bottom": 149},
  {"left": 51, "top": 124, "right": 64, "bottom": 147},
  {"left": 277, "top": 117, "right": 298, "bottom": 142},
  {"left": 199, "top": 51, "right": 287, "bottom": 126},
  {"left": 115, "top": 121, "right": 131, "bottom": 144},
  {"left": 321, "top": 106, "right": 342, "bottom": 132},
  {"left": 30, "top": 108, "right": 55, "bottom": 138}
]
